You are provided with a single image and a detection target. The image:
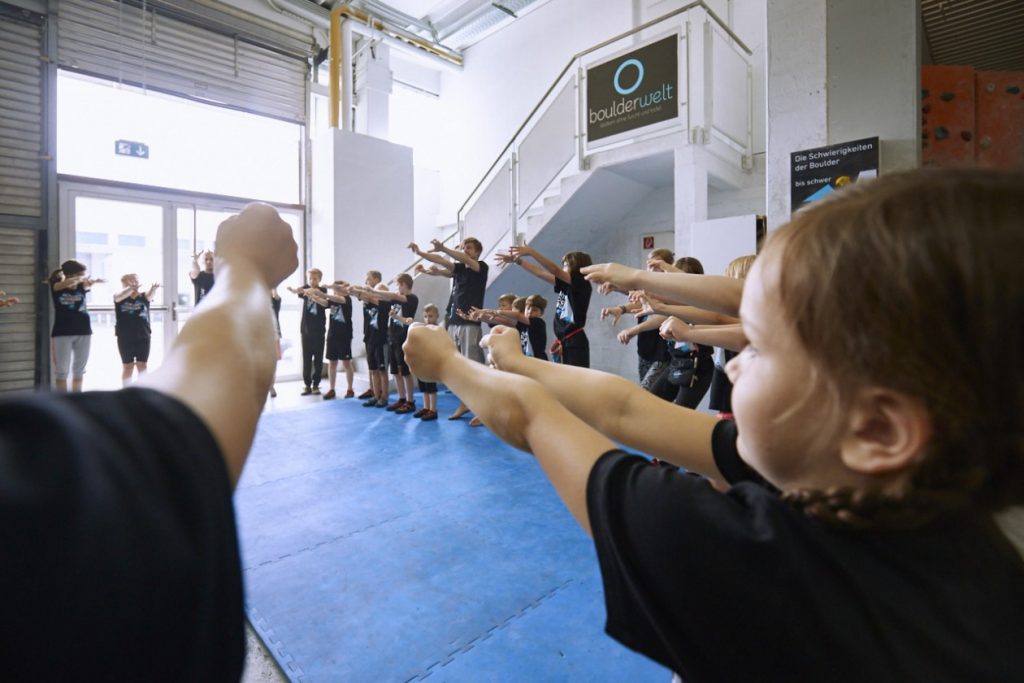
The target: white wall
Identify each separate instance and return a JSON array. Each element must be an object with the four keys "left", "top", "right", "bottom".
[
  {"left": 332, "top": 129, "right": 414, "bottom": 342},
  {"left": 589, "top": 185, "right": 674, "bottom": 379}
]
